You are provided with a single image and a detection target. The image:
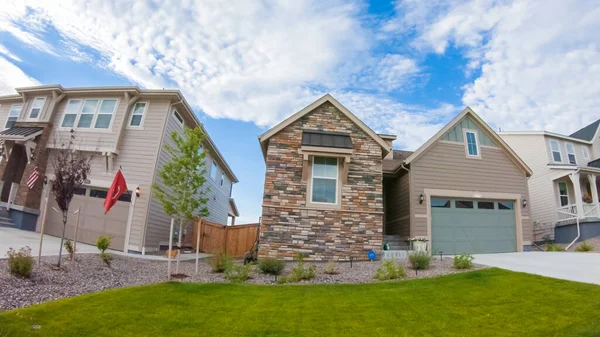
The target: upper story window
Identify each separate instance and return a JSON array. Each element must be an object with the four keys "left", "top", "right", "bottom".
[
  {"left": 173, "top": 110, "right": 184, "bottom": 126},
  {"left": 464, "top": 130, "right": 480, "bottom": 158},
  {"left": 549, "top": 140, "right": 562, "bottom": 162},
  {"left": 28, "top": 97, "right": 45, "bottom": 119},
  {"left": 211, "top": 161, "right": 218, "bottom": 180},
  {"left": 129, "top": 102, "right": 147, "bottom": 127},
  {"left": 583, "top": 146, "right": 590, "bottom": 160},
  {"left": 5, "top": 104, "right": 22, "bottom": 129},
  {"left": 61, "top": 98, "right": 118, "bottom": 130},
  {"left": 565, "top": 143, "right": 577, "bottom": 164},
  {"left": 311, "top": 157, "right": 338, "bottom": 204},
  {"left": 220, "top": 173, "right": 225, "bottom": 187}
]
